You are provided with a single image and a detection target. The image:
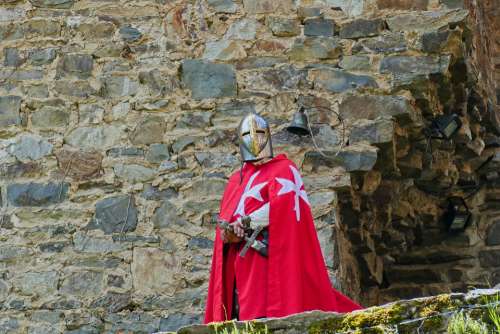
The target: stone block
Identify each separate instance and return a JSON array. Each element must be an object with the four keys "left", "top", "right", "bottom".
[
  {"left": 380, "top": 55, "right": 450, "bottom": 76},
  {"left": 28, "top": 48, "right": 57, "bottom": 65},
  {"left": 304, "top": 18, "right": 335, "bottom": 37},
  {"left": 73, "top": 232, "right": 127, "bottom": 253},
  {"left": 176, "top": 111, "right": 212, "bottom": 129},
  {"left": 56, "top": 54, "right": 93, "bottom": 79},
  {"left": 267, "top": 17, "right": 300, "bottom": 37},
  {"left": 78, "top": 104, "right": 104, "bottom": 125},
  {"left": 349, "top": 118, "right": 394, "bottom": 144},
  {"left": 236, "top": 56, "right": 287, "bottom": 70},
  {"left": 130, "top": 115, "right": 166, "bottom": 145},
  {"left": 487, "top": 221, "right": 500, "bottom": 246},
  {"left": 107, "top": 275, "right": 125, "bottom": 288},
  {"left": 106, "top": 312, "right": 160, "bottom": 334},
  {"left": 421, "top": 29, "right": 457, "bottom": 53},
  {"left": 377, "top": 0, "right": 428, "bottom": 10},
  {"left": 0, "top": 95, "right": 21, "bottom": 126},
  {"left": 29, "top": 0, "right": 74, "bottom": 8},
  {"left": 253, "top": 40, "right": 287, "bottom": 54},
  {"left": 181, "top": 60, "right": 237, "bottom": 100},
  {"left": 340, "top": 94, "right": 418, "bottom": 122},
  {"left": 195, "top": 152, "right": 239, "bottom": 168},
  {"left": 298, "top": 7, "right": 321, "bottom": 19},
  {"left": 54, "top": 80, "right": 96, "bottom": 97},
  {"left": 207, "top": 0, "right": 238, "bottom": 13},
  {"left": 309, "top": 68, "right": 378, "bottom": 93},
  {"left": 101, "top": 75, "right": 139, "bottom": 97},
  {"left": 202, "top": 40, "right": 246, "bottom": 61},
  {"left": 90, "top": 292, "right": 131, "bottom": 313},
  {"left": 0, "top": 23, "right": 24, "bottom": 41},
  {"left": 245, "top": 65, "right": 310, "bottom": 92},
  {"left": 31, "top": 106, "right": 69, "bottom": 129},
  {"left": 132, "top": 248, "right": 179, "bottom": 295},
  {"left": 339, "top": 19, "right": 384, "bottom": 39},
  {"left": 188, "top": 237, "right": 214, "bottom": 249},
  {"left": 335, "top": 144, "right": 378, "bottom": 171},
  {"left": 14, "top": 271, "right": 58, "bottom": 296},
  {"left": 119, "top": 26, "right": 142, "bottom": 42},
  {"left": 138, "top": 70, "right": 180, "bottom": 95},
  {"left": 288, "top": 37, "right": 342, "bottom": 61},
  {"left": 107, "top": 147, "right": 144, "bottom": 157},
  {"left": 386, "top": 9, "right": 468, "bottom": 32},
  {"left": 4, "top": 48, "right": 24, "bottom": 67},
  {"left": 0, "top": 161, "right": 41, "bottom": 179},
  {"left": 159, "top": 314, "right": 203, "bottom": 332},
  {"left": 0, "top": 318, "right": 18, "bottom": 333},
  {"left": 339, "top": 55, "right": 371, "bottom": 71},
  {"left": 22, "top": 84, "right": 49, "bottom": 98},
  {"left": 328, "top": 0, "right": 366, "bottom": 16},
  {"left": 0, "top": 6, "right": 26, "bottom": 22},
  {"left": 39, "top": 241, "right": 70, "bottom": 253},
  {"left": 146, "top": 143, "right": 170, "bottom": 163},
  {"left": 224, "top": 18, "right": 258, "bottom": 40},
  {"left": 172, "top": 136, "right": 197, "bottom": 153},
  {"left": 7, "top": 182, "right": 68, "bottom": 206},
  {"left": 75, "top": 22, "right": 115, "bottom": 39},
  {"left": 60, "top": 271, "right": 104, "bottom": 296},
  {"left": 440, "top": 0, "right": 464, "bottom": 9},
  {"left": 0, "top": 245, "right": 31, "bottom": 261},
  {"left": 243, "top": 0, "right": 295, "bottom": 14},
  {"left": 92, "top": 195, "right": 138, "bottom": 234},
  {"left": 479, "top": 250, "right": 500, "bottom": 267},
  {"left": 24, "top": 19, "right": 61, "bottom": 37},
  {"left": 152, "top": 200, "right": 186, "bottom": 228},
  {"left": 140, "top": 184, "right": 177, "bottom": 201},
  {"left": 30, "top": 310, "right": 63, "bottom": 324},
  {"left": 65, "top": 125, "right": 122, "bottom": 150},
  {"left": 216, "top": 100, "right": 255, "bottom": 118},
  {"left": 113, "top": 163, "right": 156, "bottom": 183},
  {"left": 55, "top": 149, "right": 102, "bottom": 180}
]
